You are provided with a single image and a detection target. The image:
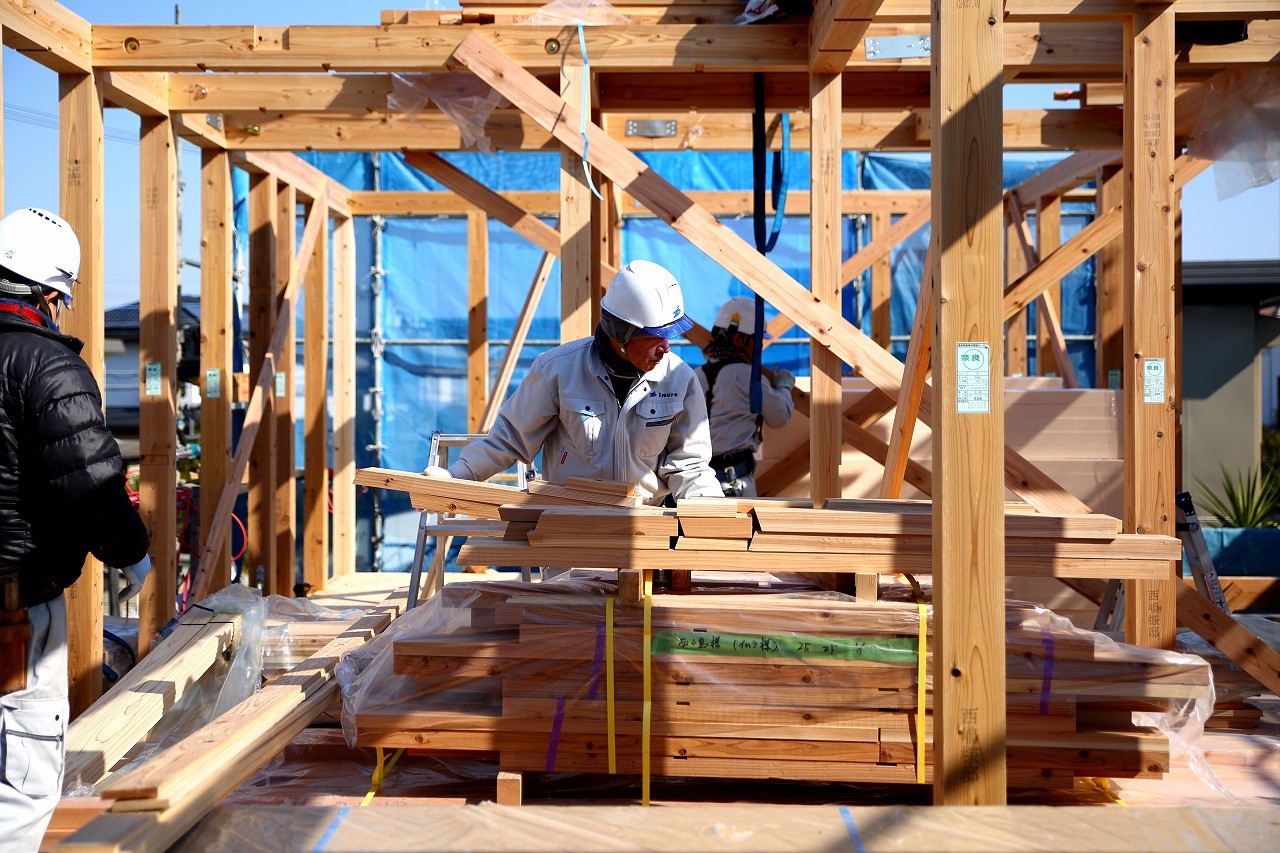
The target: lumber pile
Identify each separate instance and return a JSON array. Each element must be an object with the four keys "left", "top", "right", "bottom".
[
  {"left": 354, "top": 467, "right": 642, "bottom": 517},
  {"left": 452, "top": 496, "right": 1180, "bottom": 581},
  {"left": 348, "top": 578, "right": 1210, "bottom": 788}
]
